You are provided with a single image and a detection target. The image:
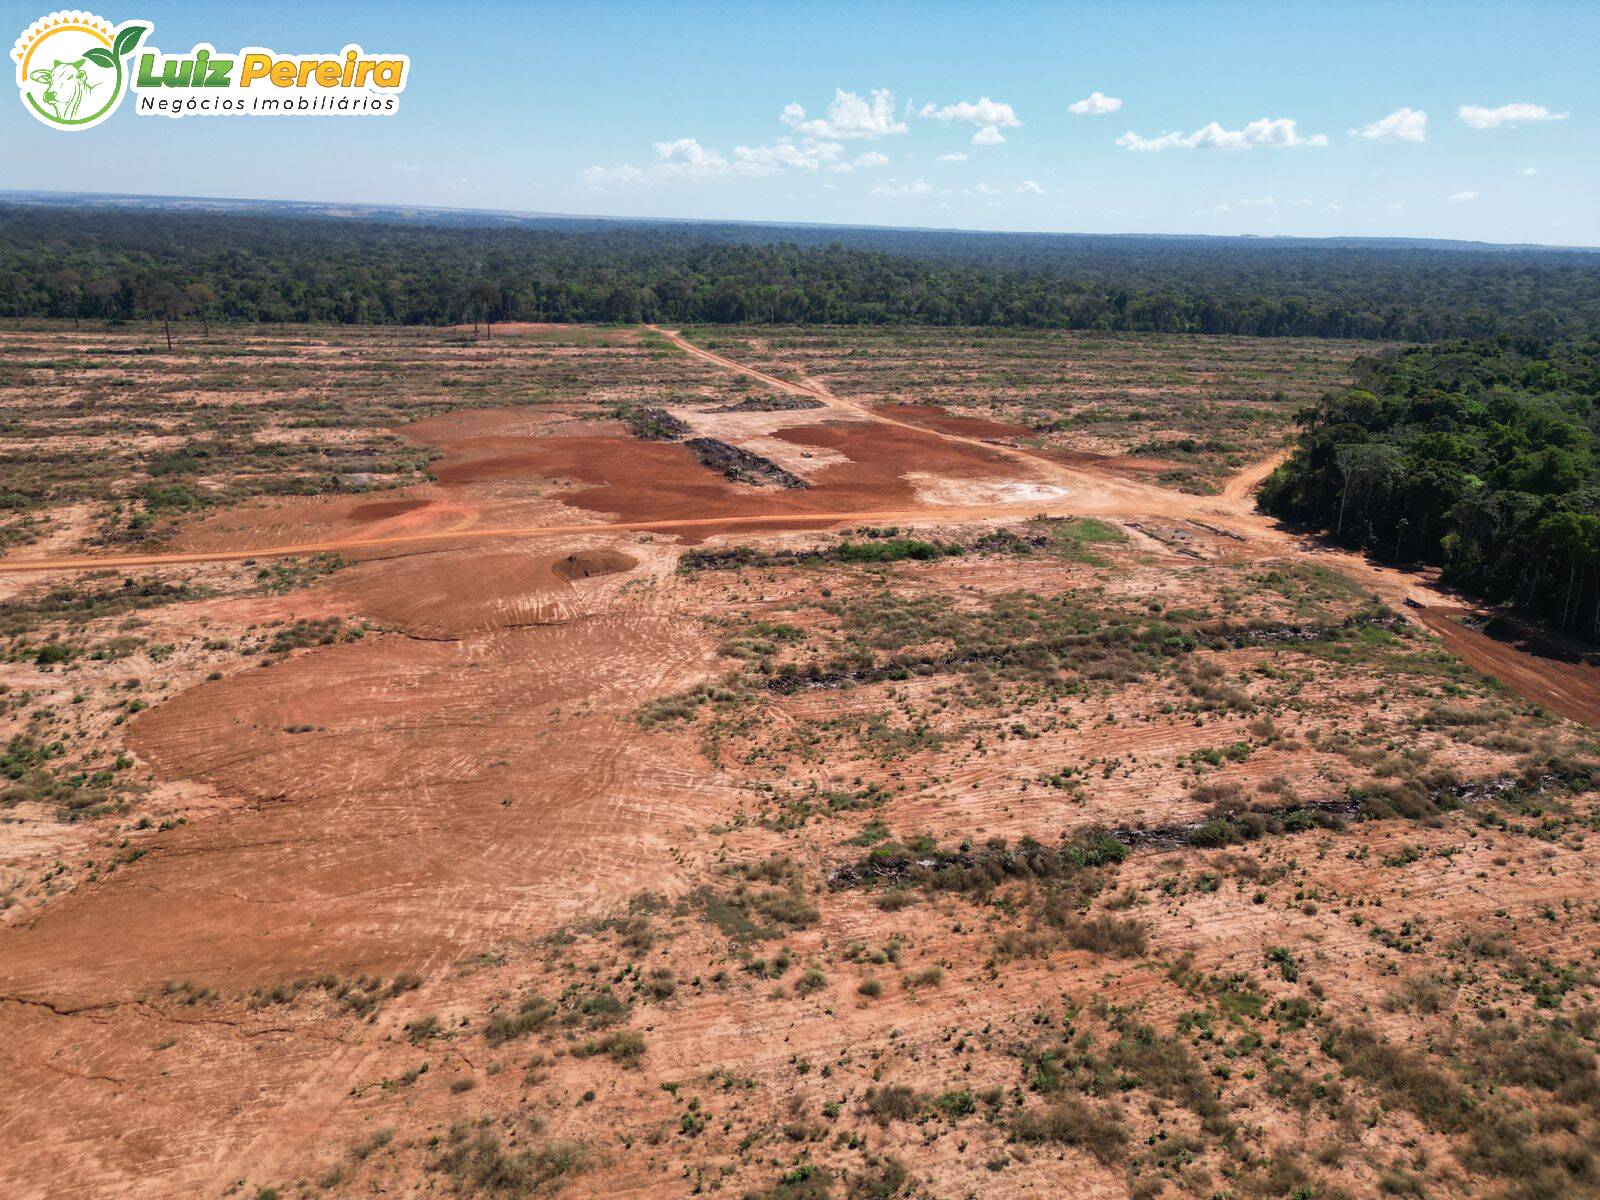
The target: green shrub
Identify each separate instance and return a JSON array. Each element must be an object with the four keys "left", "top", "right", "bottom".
[{"left": 746, "top": 1163, "right": 834, "bottom": 1200}]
